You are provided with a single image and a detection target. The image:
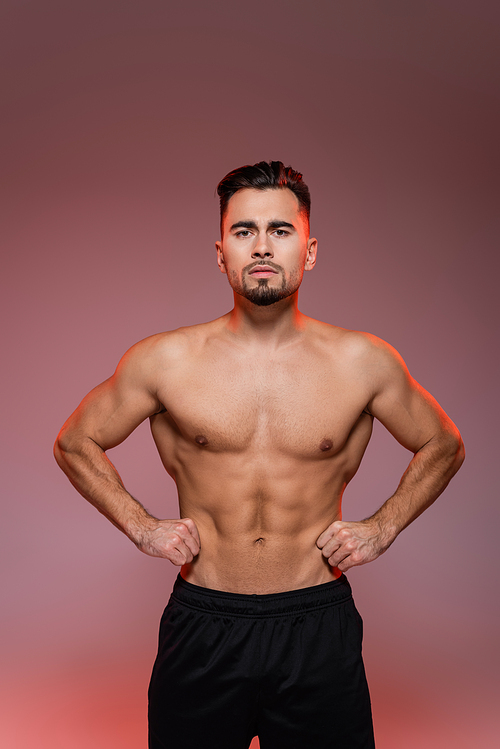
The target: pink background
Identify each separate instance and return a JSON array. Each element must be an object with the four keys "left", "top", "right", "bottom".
[{"left": 1, "top": 1, "right": 499, "bottom": 746}]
